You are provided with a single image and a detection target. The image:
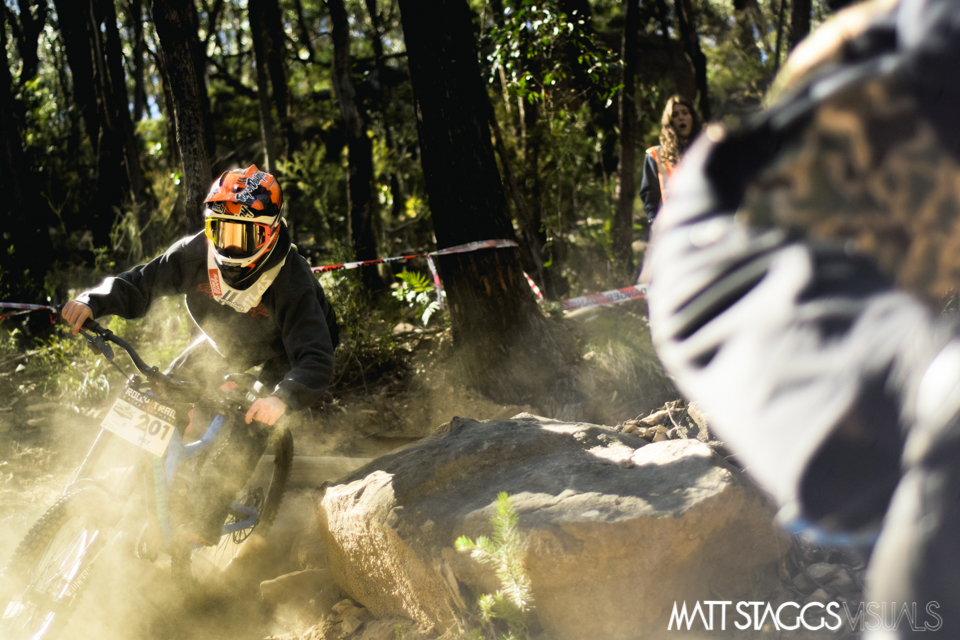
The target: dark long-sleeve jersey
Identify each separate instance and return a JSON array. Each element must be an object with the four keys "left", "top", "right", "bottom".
[
  {"left": 638, "top": 151, "right": 662, "bottom": 222},
  {"left": 78, "top": 231, "right": 338, "bottom": 411}
]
